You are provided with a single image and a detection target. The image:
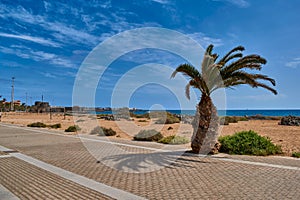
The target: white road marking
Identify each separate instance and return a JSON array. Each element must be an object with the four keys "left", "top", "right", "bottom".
[
  {"left": 213, "top": 156, "right": 300, "bottom": 171},
  {"left": 0, "top": 155, "right": 12, "bottom": 158},
  {"left": 0, "top": 184, "right": 19, "bottom": 200}
]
